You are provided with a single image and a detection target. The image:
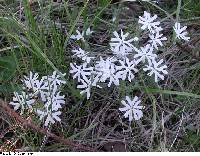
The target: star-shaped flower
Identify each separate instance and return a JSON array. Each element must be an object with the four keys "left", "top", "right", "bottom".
[
  {"left": 143, "top": 59, "right": 168, "bottom": 82},
  {"left": 23, "top": 71, "right": 50, "bottom": 101},
  {"left": 116, "top": 58, "right": 138, "bottom": 82},
  {"left": 9, "top": 91, "right": 35, "bottom": 111},
  {"left": 173, "top": 22, "right": 190, "bottom": 41},
  {"left": 23, "top": 71, "right": 39, "bottom": 90},
  {"left": 77, "top": 76, "right": 101, "bottom": 99},
  {"left": 36, "top": 109, "right": 62, "bottom": 126},
  {"left": 110, "top": 30, "right": 134, "bottom": 57},
  {"left": 148, "top": 32, "right": 167, "bottom": 50},
  {"left": 44, "top": 71, "right": 66, "bottom": 94},
  {"left": 95, "top": 57, "right": 119, "bottom": 87},
  {"left": 85, "top": 27, "right": 94, "bottom": 36},
  {"left": 134, "top": 44, "right": 157, "bottom": 64},
  {"left": 138, "top": 11, "right": 162, "bottom": 34},
  {"left": 36, "top": 95, "right": 64, "bottom": 126},
  {"left": 70, "top": 63, "right": 93, "bottom": 82},
  {"left": 72, "top": 48, "right": 94, "bottom": 63},
  {"left": 70, "top": 28, "right": 93, "bottom": 42},
  {"left": 70, "top": 30, "right": 85, "bottom": 41},
  {"left": 119, "top": 96, "right": 144, "bottom": 121},
  {"left": 48, "top": 91, "right": 65, "bottom": 111}
]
